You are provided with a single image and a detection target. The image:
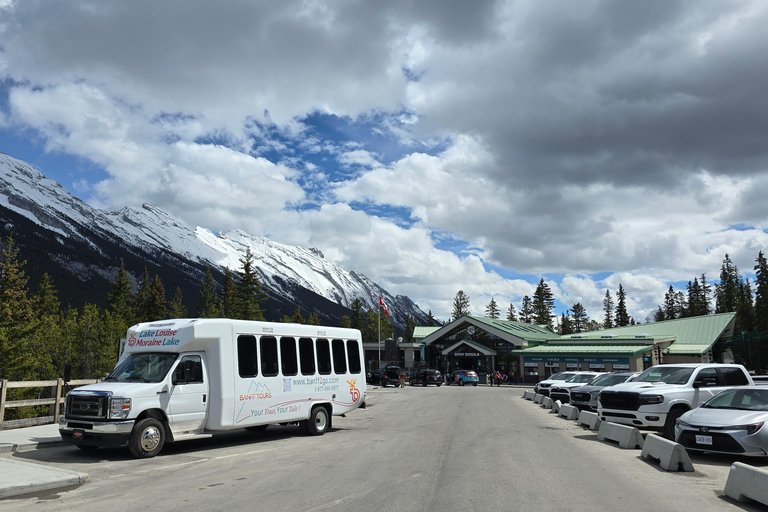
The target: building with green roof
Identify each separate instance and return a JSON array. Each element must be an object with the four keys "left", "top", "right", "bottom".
[{"left": 415, "top": 312, "right": 737, "bottom": 382}]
